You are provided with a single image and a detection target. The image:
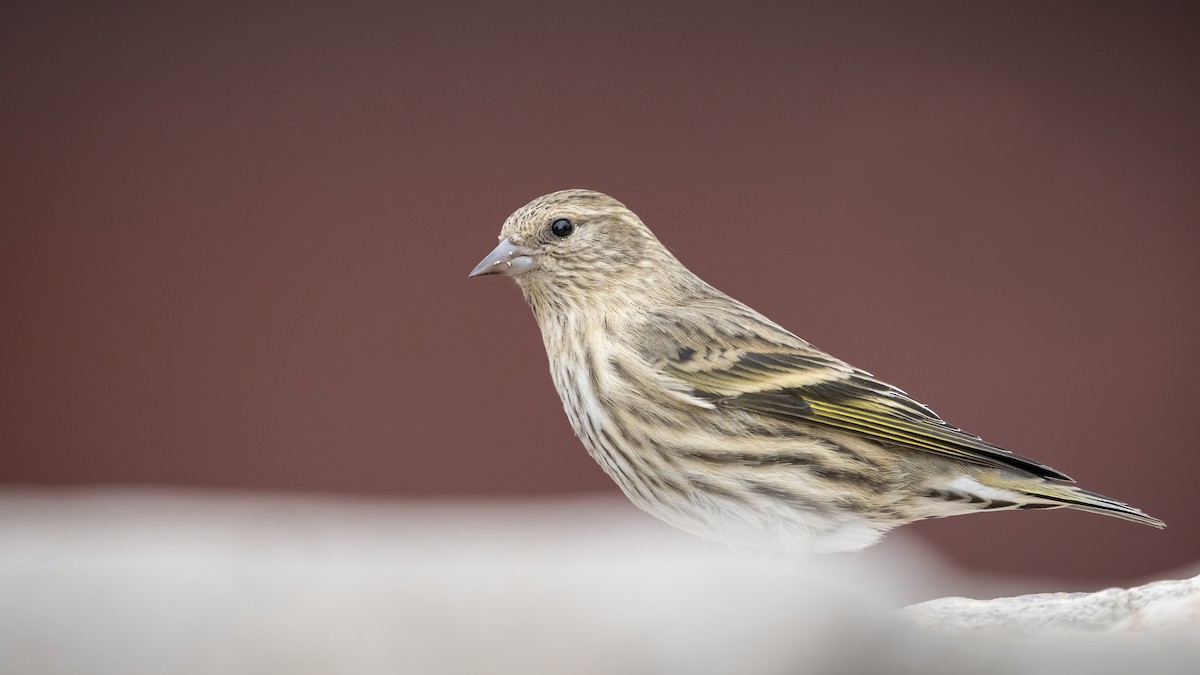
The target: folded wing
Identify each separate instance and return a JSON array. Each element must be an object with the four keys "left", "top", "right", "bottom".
[{"left": 641, "top": 307, "right": 1072, "bottom": 482}]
